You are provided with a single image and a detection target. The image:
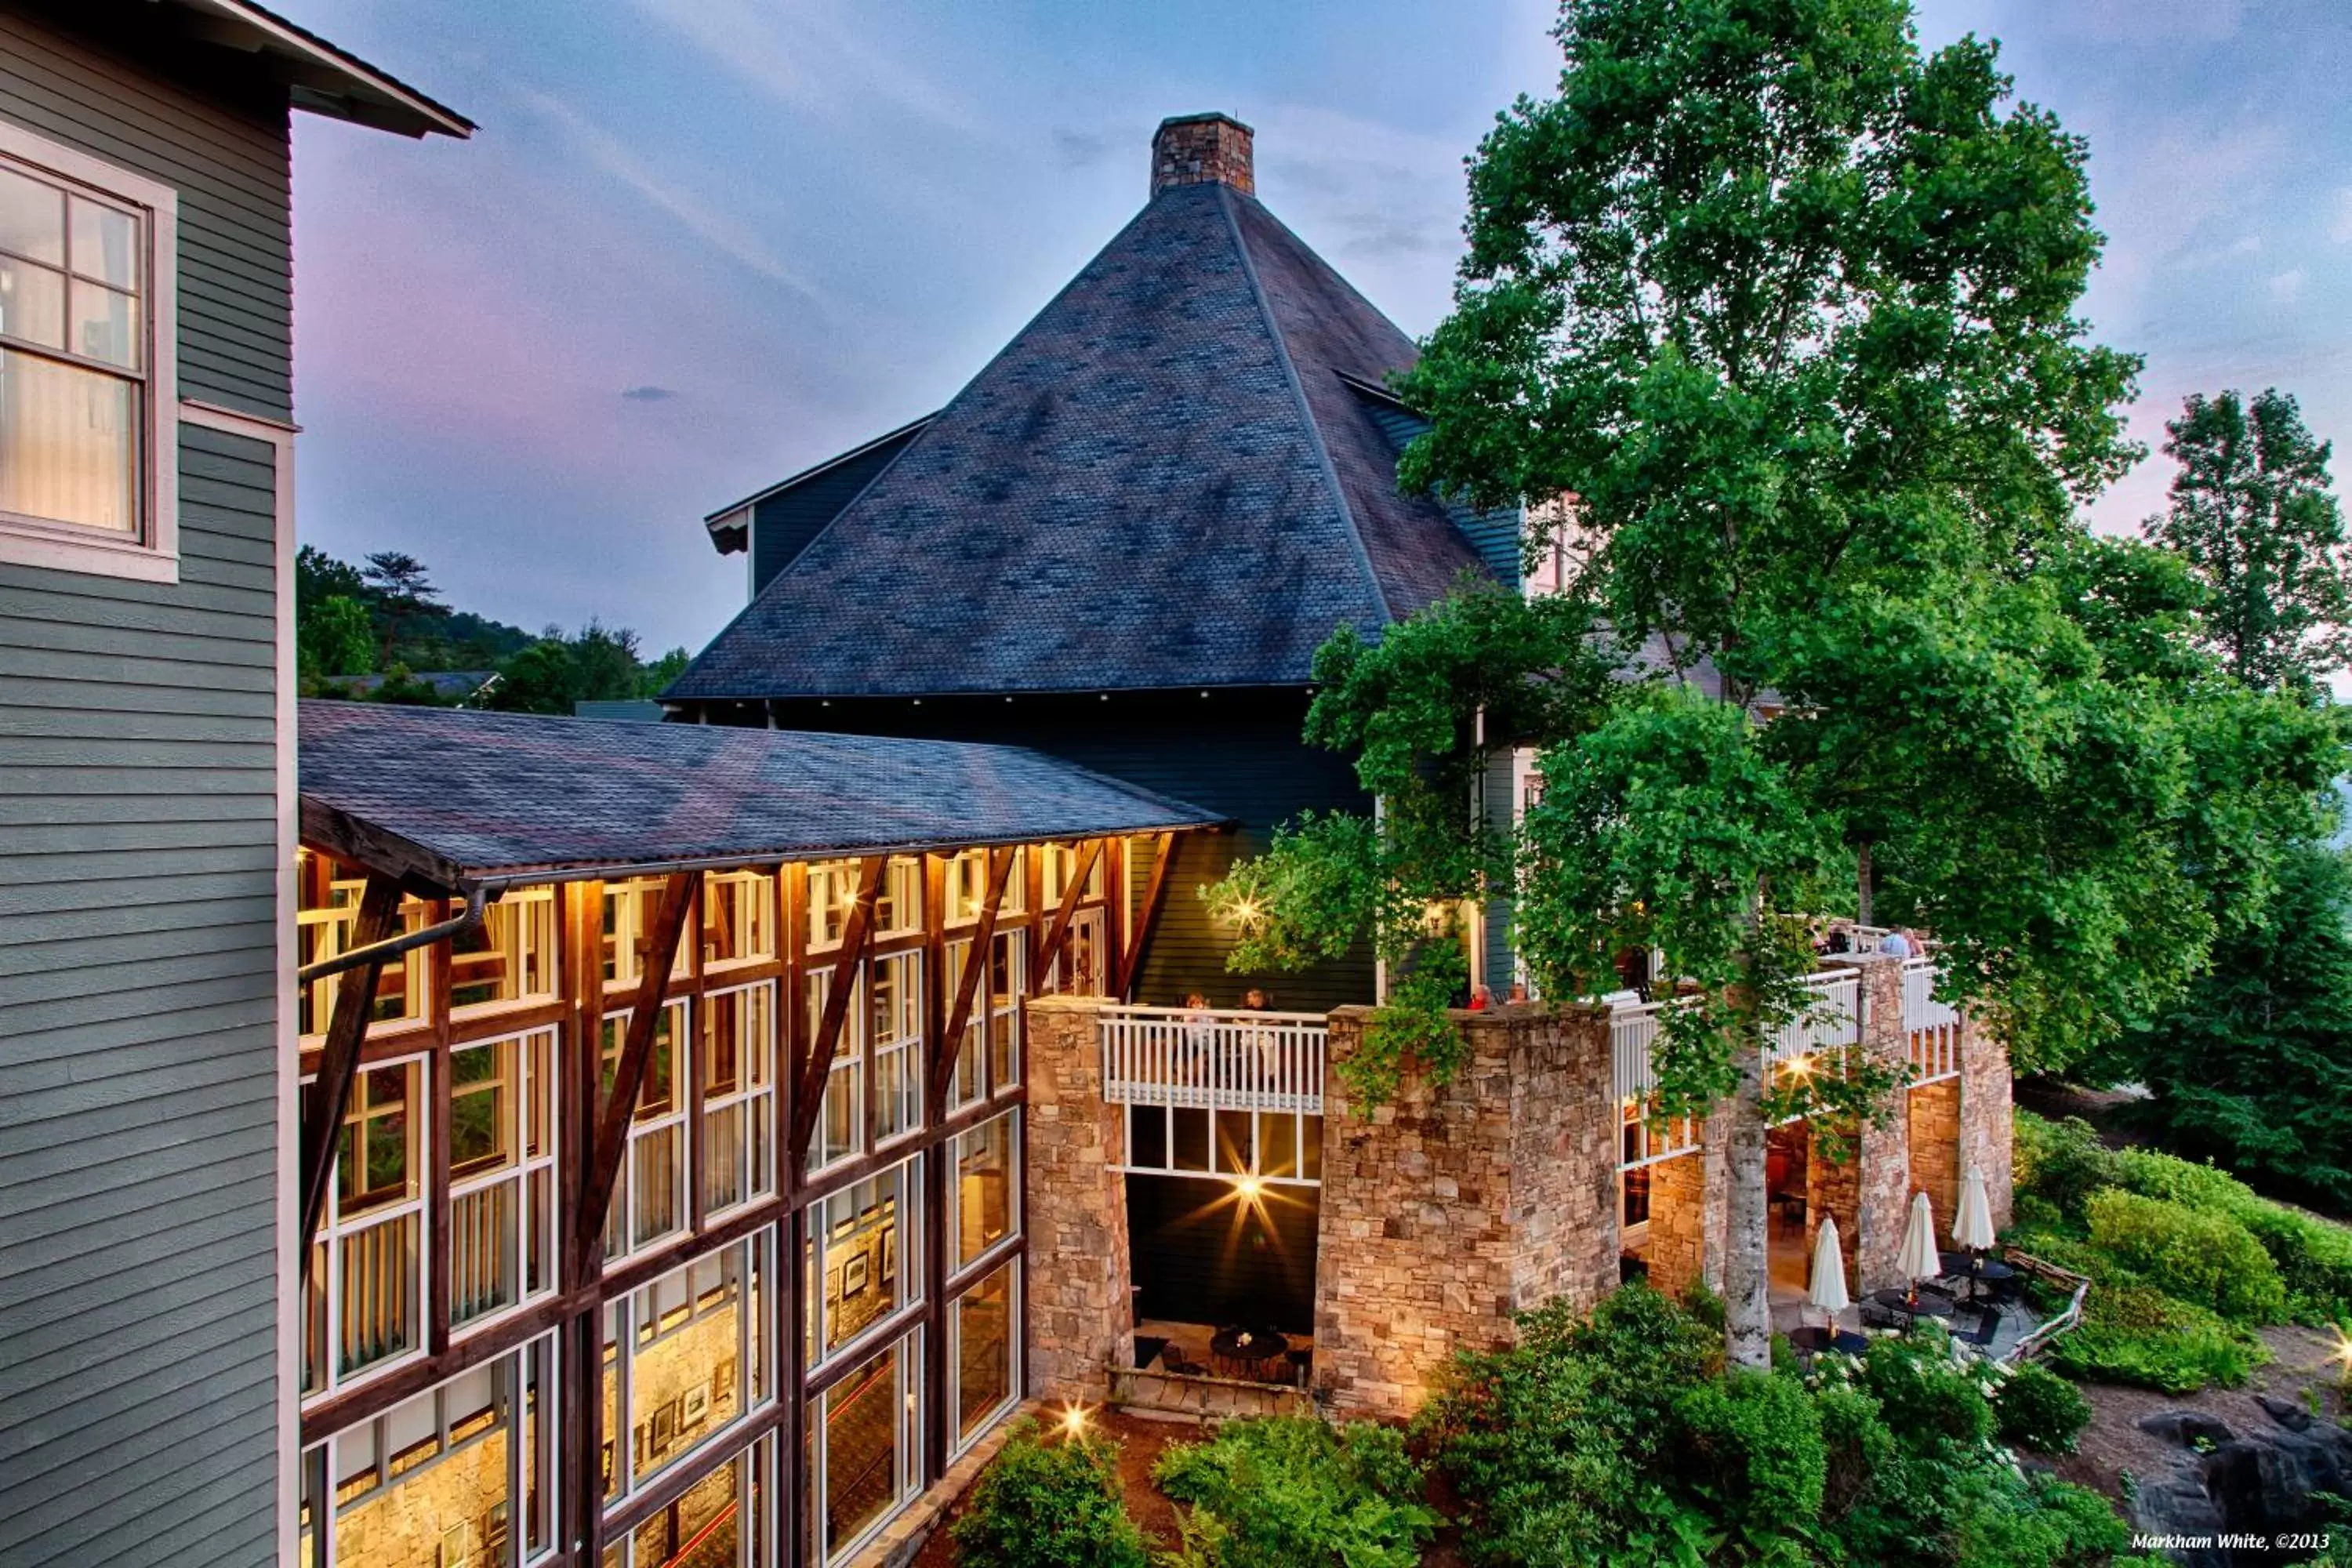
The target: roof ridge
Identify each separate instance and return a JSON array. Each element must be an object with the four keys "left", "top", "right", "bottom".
[{"left": 1215, "top": 183, "right": 1396, "bottom": 627}]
